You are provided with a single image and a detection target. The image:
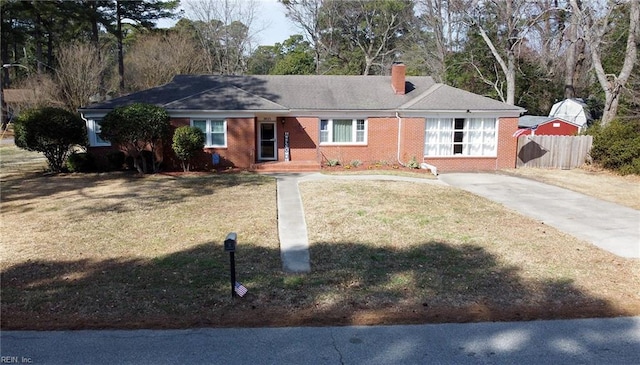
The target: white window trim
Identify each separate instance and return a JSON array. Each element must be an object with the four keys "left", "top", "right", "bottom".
[
  {"left": 88, "top": 118, "right": 111, "bottom": 147},
  {"left": 191, "top": 119, "right": 228, "bottom": 148},
  {"left": 319, "top": 118, "right": 367, "bottom": 145},
  {"left": 424, "top": 117, "right": 497, "bottom": 157}
]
